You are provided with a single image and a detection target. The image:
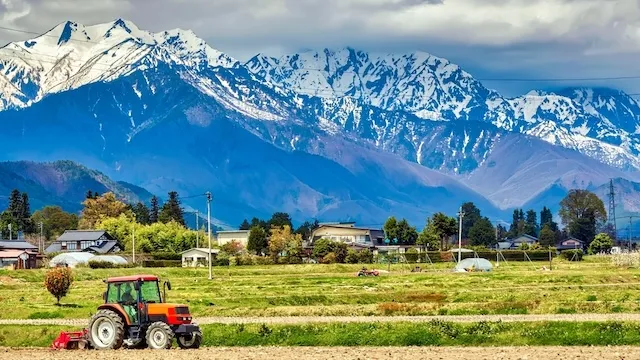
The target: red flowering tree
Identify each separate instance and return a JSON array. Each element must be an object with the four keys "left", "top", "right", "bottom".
[{"left": 44, "top": 267, "right": 73, "bottom": 305}]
